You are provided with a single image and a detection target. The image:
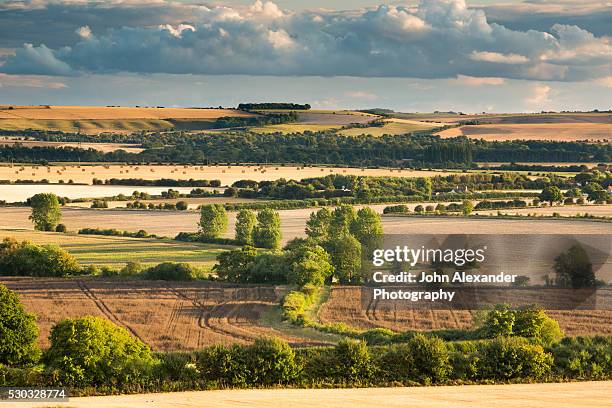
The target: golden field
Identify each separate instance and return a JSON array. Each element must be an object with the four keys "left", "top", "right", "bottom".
[
  {"left": 437, "top": 123, "right": 611, "bottom": 142},
  {"left": 0, "top": 164, "right": 466, "bottom": 186}
]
